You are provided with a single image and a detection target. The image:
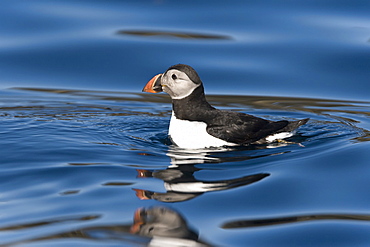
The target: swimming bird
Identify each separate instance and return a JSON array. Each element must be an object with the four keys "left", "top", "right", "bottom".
[{"left": 143, "top": 64, "right": 308, "bottom": 149}]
